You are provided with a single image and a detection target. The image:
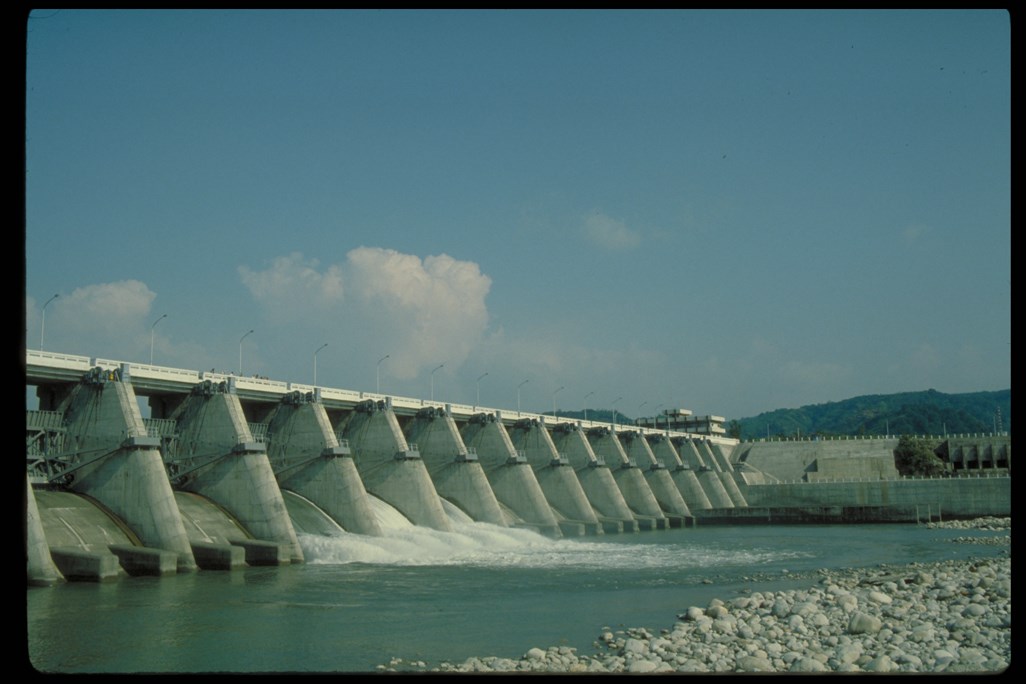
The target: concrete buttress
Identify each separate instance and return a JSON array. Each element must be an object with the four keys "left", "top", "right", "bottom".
[
  {"left": 549, "top": 422, "right": 636, "bottom": 533},
  {"left": 698, "top": 440, "right": 748, "bottom": 507},
  {"left": 56, "top": 368, "right": 197, "bottom": 571},
  {"left": 337, "top": 400, "right": 452, "bottom": 531},
  {"left": 169, "top": 381, "right": 304, "bottom": 563},
  {"left": 459, "top": 413, "right": 561, "bottom": 537},
  {"left": 619, "top": 431, "right": 692, "bottom": 526},
  {"left": 263, "top": 394, "right": 382, "bottom": 537},
  {"left": 507, "top": 418, "right": 602, "bottom": 536},
  {"left": 402, "top": 406, "right": 506, "bottom": 526},
  {"left": 675, "top": 437, "right": 735, "bottom": 509},
  {"left": 648, "top": 435, "right": 713, "bottom": 511},
  {"left": 587, "top": 427, "right": 668, "bottom": 530}
]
